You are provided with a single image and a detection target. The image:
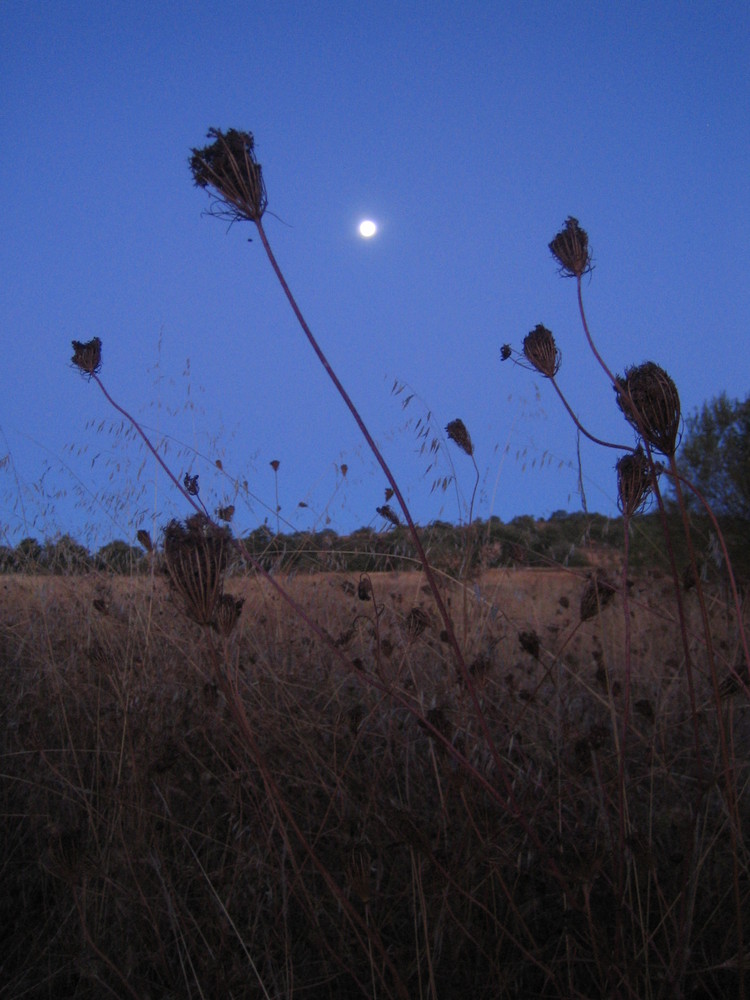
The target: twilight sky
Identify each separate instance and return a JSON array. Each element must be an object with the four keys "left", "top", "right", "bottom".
[{"left": 1, "top": 2, "right": 748, "bottom": 549}]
